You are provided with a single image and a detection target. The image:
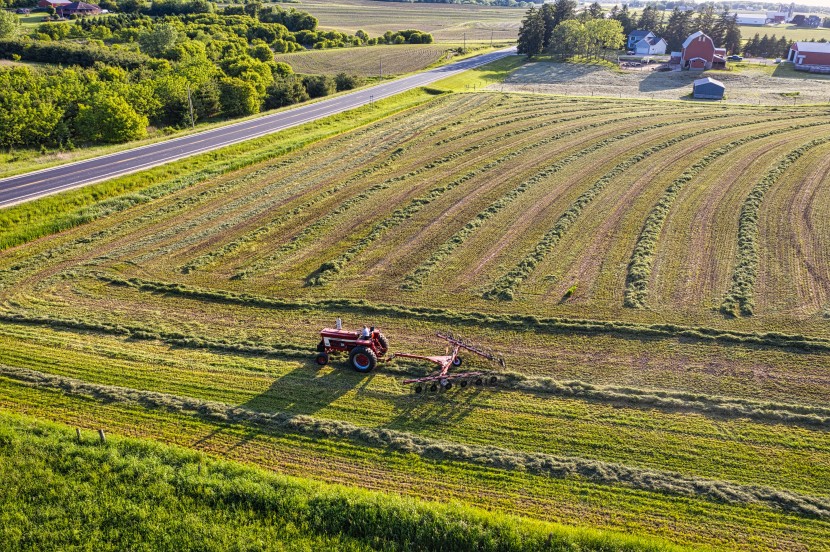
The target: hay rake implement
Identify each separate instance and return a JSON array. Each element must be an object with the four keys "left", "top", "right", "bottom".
[{"left": 392, "top": 331, "right": 505, "bottom": 393}]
